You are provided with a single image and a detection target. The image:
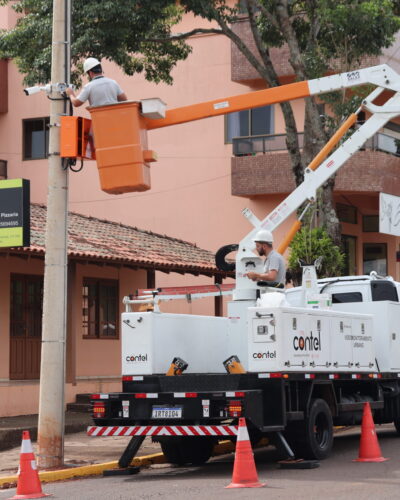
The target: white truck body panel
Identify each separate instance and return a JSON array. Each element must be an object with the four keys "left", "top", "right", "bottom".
[
  {"left": 121, "top": 302, "right": 376, "bottom": 376},
  {"left": 246, "top": 306, "right": 375, "bottom": 373},
  {"left": 332, "top": 301, "right": 400, "bottom": 372},
  {"left": 121, "top": 312, "right": 230, "bottom": 375}
]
